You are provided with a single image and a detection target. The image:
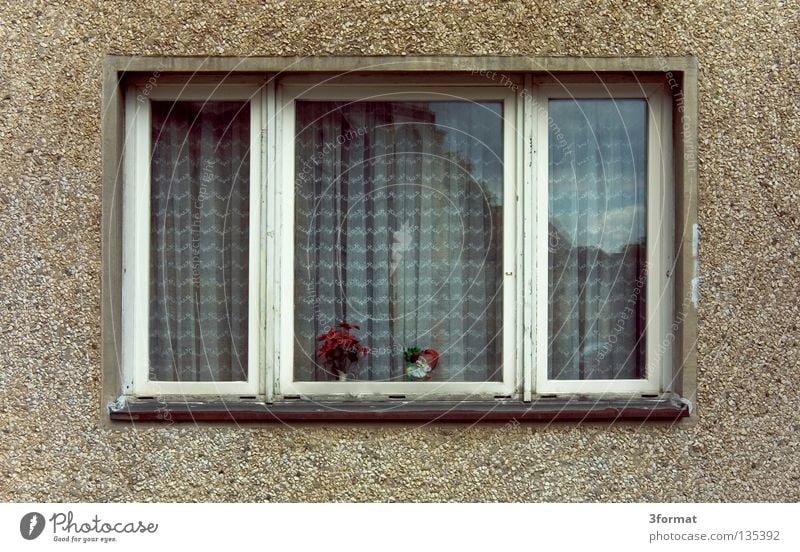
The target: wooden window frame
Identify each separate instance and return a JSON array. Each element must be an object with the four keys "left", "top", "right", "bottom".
[
  {"left": 530, "top": 80, "right": 674, "bottom": 397},
  {"left": 121, "top": 78, "right": 267, "bottom": 396},
  {"left": 275, "top": 78, "right": 519, "bottom": 400}
]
